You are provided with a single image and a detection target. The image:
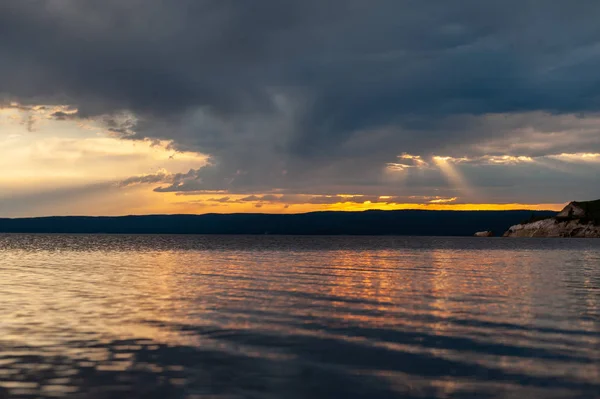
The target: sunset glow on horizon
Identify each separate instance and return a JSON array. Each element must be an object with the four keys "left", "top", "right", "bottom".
[{"left": 0, "top": 105, "right": 586, "bottom": 217}]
